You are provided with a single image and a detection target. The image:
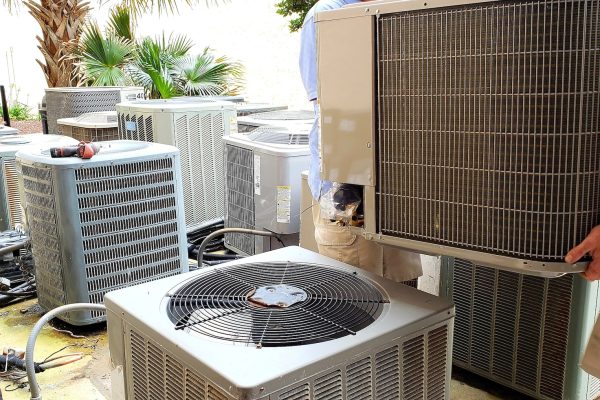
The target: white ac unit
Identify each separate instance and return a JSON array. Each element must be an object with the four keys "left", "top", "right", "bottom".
[
  {"left": 0, "top": 134, "right": 78, "bottom": 231},
  {"left": 0, "top": 126, "right": 19, "bottom": 136},
  {"left": 116, "top": 99, "right": 236, "bottom": 227},
  {"left": 17, "top": 140, "right": 188, "bottom": 325},
  {"left": 237, "top": 110, "right": 313, "bottom": 133},
  {"left": 105, "top": 246, "right": 454, "bottom": 400},
  {"left": 223, "top": 126, "right": 310, "bottom": 255},
  {"left": 46, "top": 86, "right": 144, "bottom": 135},
  {"left": 235, "top": 103, "right": 288, "bottom": 117},
  {"left": 57, "top": 111, "right": 119, "bottom": 142}
]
